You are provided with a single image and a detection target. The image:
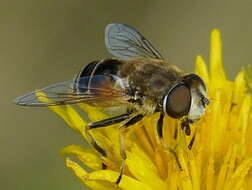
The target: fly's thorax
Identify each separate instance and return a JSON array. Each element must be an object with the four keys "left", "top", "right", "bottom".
[
  {"left": 119, "top": 58, "right": 183, "bottom": 100},
  {"left": 129, "top": 96, "right": 158, "bottom": 115}
]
